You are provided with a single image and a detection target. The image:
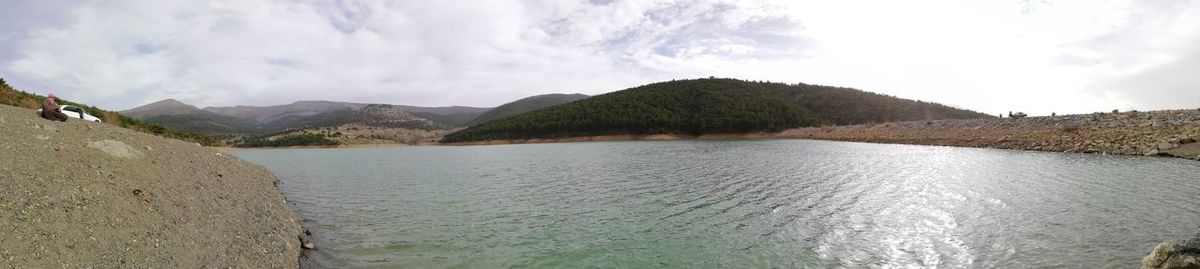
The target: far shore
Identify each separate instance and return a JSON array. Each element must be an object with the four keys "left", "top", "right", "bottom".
[
  {"left": 441, "top": 109, "right": 1200, "bottom": 161},
  {"left": 214, "top": 109, "right": 1200, "bottom": 161},
  {"left": 213, "top": 143, "right": 414, "bottom": 152},
  {"left": 440, "top": 133, "right": 780, "bottom": 146}
]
